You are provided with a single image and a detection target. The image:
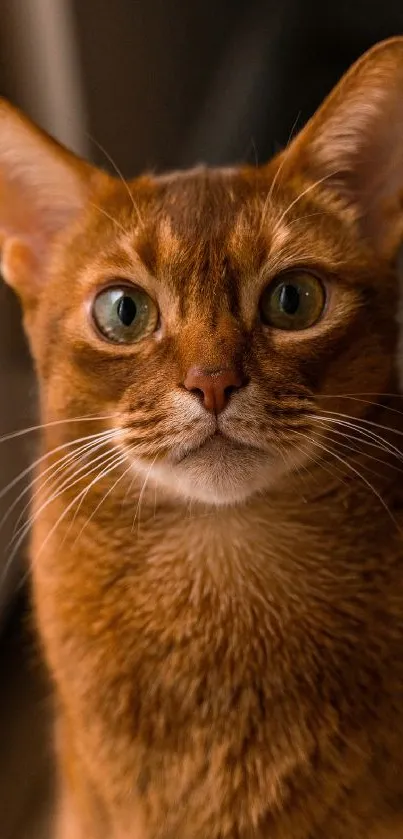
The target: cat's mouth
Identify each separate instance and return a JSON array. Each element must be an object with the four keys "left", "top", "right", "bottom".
[
  {"left": 172, "top": 430, "right": 263, "bottom": 464},
  {"left": 158, "top": 428, "right": 281, "bottom": 505},
  {"left": 143, "top": 428, "right": 285, "bottom": 505}
]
